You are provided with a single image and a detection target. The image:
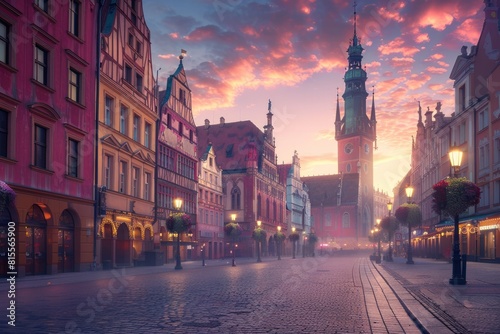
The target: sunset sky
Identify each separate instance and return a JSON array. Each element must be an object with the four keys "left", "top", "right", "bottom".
[{"left": 143, "top": 0, "right": 485, "bottom": 195}]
